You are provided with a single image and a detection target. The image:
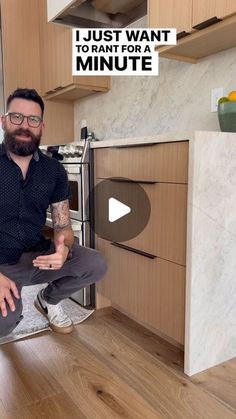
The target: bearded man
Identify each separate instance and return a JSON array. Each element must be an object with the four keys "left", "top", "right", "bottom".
[{"left": 0, "top": 88, "right": 106, "bottom": 337}]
